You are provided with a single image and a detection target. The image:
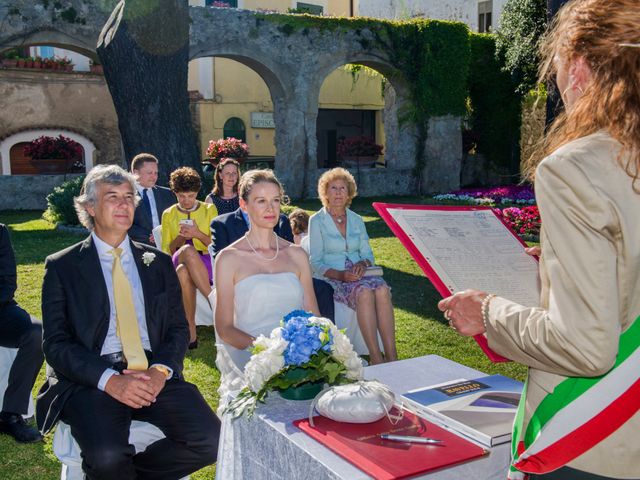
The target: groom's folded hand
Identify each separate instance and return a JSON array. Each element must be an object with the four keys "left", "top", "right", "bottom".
[{"left": 105, "top": 374, "right": 157, "bottom": 408}]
